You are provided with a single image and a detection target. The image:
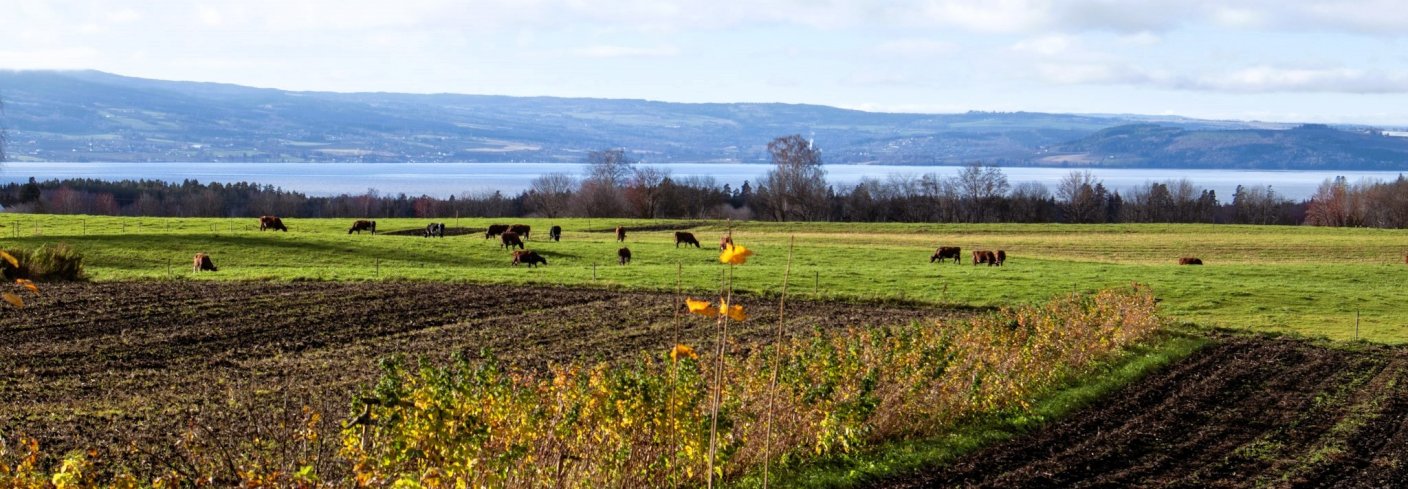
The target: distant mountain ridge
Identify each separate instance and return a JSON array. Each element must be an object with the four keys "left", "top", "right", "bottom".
[{"left": 2, "top": 70, "right": 1407, "bottom": 170}]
